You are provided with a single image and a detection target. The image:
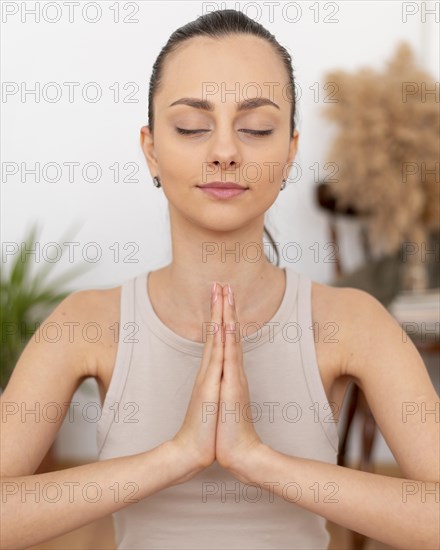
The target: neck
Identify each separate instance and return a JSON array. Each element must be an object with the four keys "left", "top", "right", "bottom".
[{"left": 151, "top": 207, "right": 284, "bottom": 329}]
